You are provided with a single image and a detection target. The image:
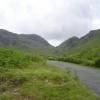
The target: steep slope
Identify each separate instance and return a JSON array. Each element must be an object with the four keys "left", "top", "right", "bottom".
[
  {"left": 54, "top": 36, "right": 80, "bottom": 55},
  {"left": 0, "top": 29, "right": 18, "bottom": 46},
  {"left": 76, "top": 29, "right": 100, "bottom": 48},
  {"left": 0, "top": 29, "right": 54, "bottom": 54},
  {"left": 70, "top": 29, "right": 100, "bottom": 55},
  {"left": 55, "top": 29, "right": 100, "bottom": 55},
  {"left": 56, "top": 29, "right": 100, "bottom": 67}
]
